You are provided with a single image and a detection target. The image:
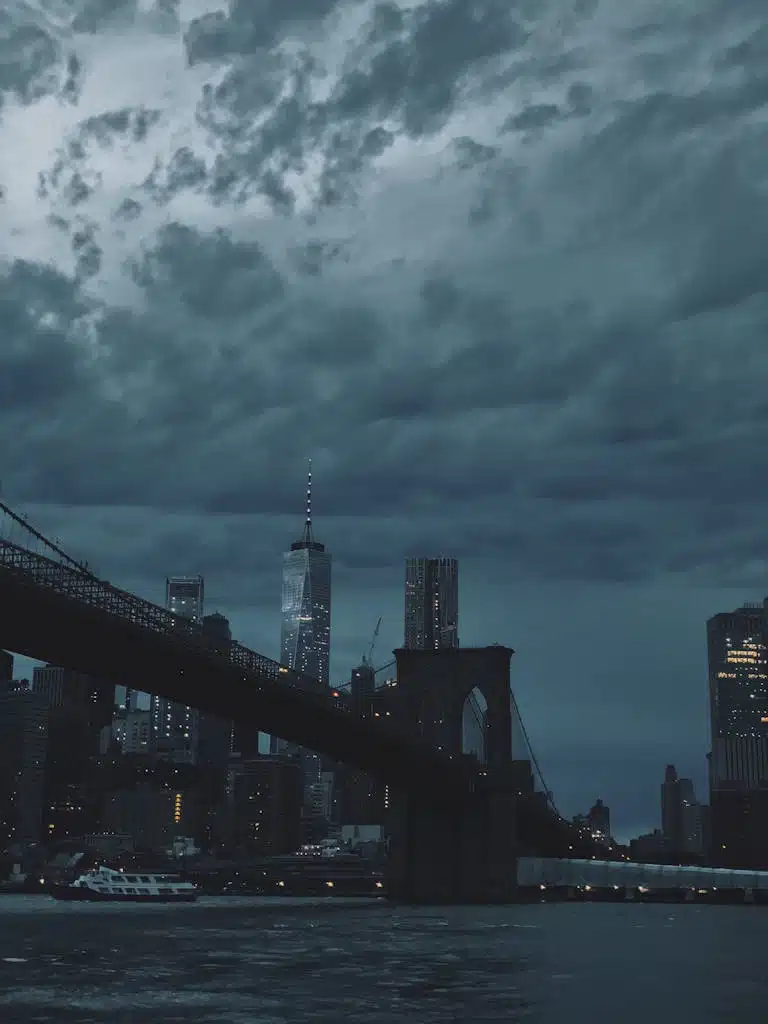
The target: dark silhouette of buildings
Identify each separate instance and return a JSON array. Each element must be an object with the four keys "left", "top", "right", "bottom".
[
  {"left": 103, "top": 787, "right": 191, "bottom": 852},
  {"left": 707, "top": 602, "right": 768, "bottom": 867},
  {"left": 32, "top": 666, "right": 114, "bottom": 842},
  {"left": 228, "top": 755, "right": 302, "bottom": 856},
  {"left": 404, "top": 557, "right": 459, "bottom": 650},
  {"left": 0, "top": 649, "right": 12, "bottom": 683},
  {"left": 332, "top": 662, "right": 389, "bottom": 829},
  {"left": 197, "top": 613, "right": 235, "bottom": 848},
  {"left": 0, "top": 677, "right": 48, "bottom": 844},
  {"left": 660, "top": 766, "right": 704, "bottom": 859},
  {"left": 587, "top": 798, "right": 611, "bottom": 840}
]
